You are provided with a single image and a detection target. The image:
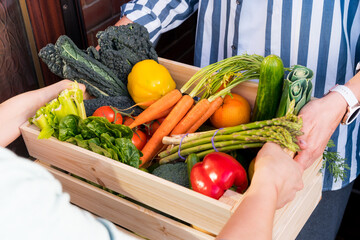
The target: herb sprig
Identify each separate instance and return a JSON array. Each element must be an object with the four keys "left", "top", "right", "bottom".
[{"left": 322, "top": 139, "right": 350, "bottom": 182}]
